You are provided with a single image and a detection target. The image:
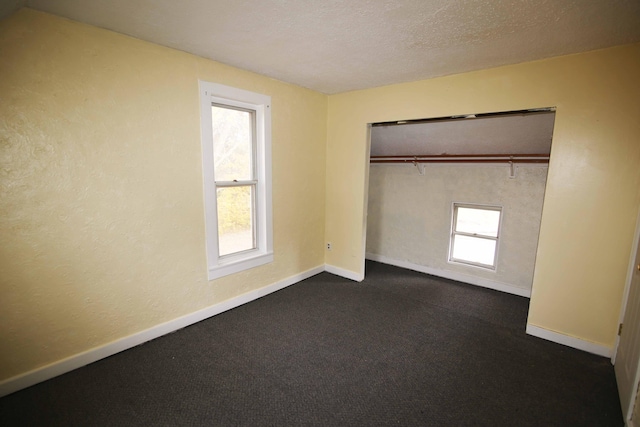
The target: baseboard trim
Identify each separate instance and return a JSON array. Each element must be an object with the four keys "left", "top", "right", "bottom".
[
  {"left": 324, "top": 264, "right": 364, "bottom": 282},
  {"left": 526, "top": 324, "right": 612, "bottom": 357},
  {"left": 366, "top": 253, "right": 531, "bottom": 298},
  {"left": 0, "top": 265, "right": 324, "bottom": 398}
]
